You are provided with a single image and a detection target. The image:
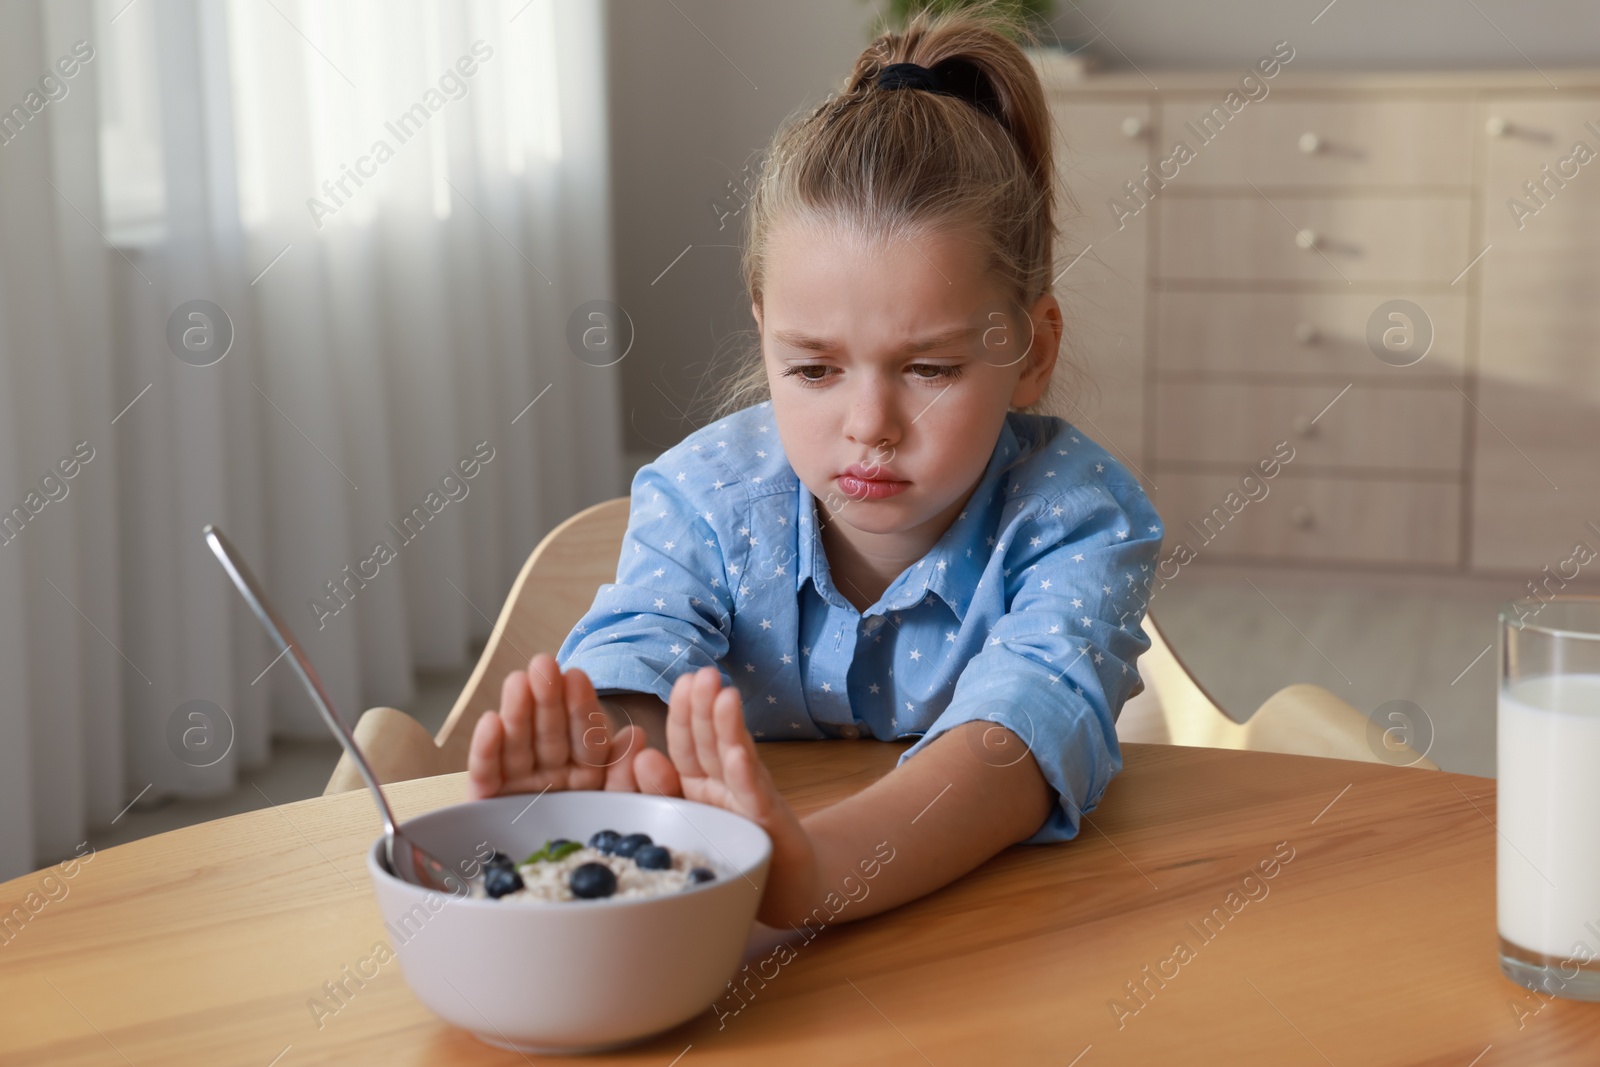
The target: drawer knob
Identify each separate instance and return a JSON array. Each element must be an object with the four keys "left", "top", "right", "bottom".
[
  {"left": 1486, "top": 115, "right": 1511, "bottom": 138},
  {"left": 1121, "top": 115, "right": 1145, "bottom": 138},
  {"left": 1298, "top": 131, "right": 1322, "bottom": 155},
  {"left": 1292, "top": 413, "right": 1317, "bottom": 437},
  {"left": 1291, "top": 505, "right": 1316, "bottom": 529},
  {"left": 1295, "top": 322, "right": 1321, "bottom": 346},
  {"left": 1295, "top": 228, "right": 1319, "bottom": 251}
]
